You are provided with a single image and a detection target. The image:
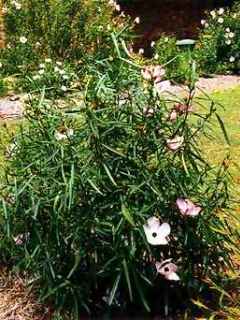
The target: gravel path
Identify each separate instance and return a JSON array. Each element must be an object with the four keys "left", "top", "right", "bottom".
[
  {"left": 0, "top": 75, "right": 240, "bottom": 120},
  {"left": 167, "top": 75, "right": 240, "bottom": 96}
]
